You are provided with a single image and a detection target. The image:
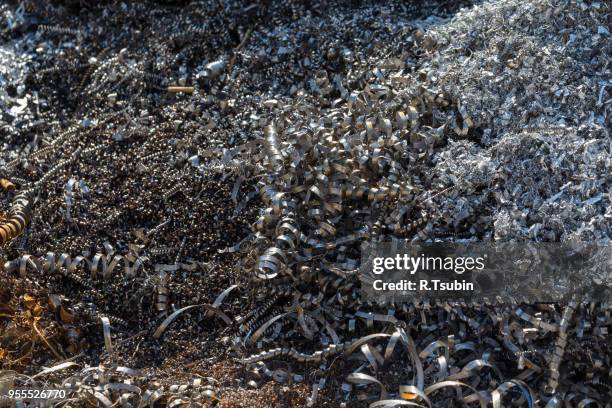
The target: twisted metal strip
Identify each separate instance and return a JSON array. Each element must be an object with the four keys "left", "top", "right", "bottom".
[
  {"left": 4, "top": 251, "right": 149, "bottom": 279},
  {"left": 0, "top": 189, "right": 32, "bottom": 246}
]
